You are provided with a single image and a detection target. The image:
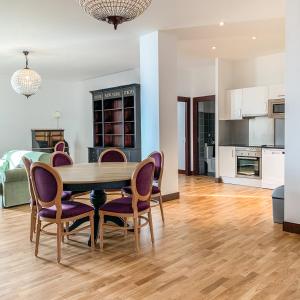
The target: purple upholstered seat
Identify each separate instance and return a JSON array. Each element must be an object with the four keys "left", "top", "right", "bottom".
[
  {"left": 122, "top": 185, "right": 160, "bottom": 195},
  {"left": 39, "top": 200, "right": 93, "bottom": 219},
  {"left": 61, "top": 191, "right": 72, "bottom": 200},
  {"left": 99, "top": 149, "right": 126, "bottom": 162},
  {"left": 100, "top": 197, "right": 150, "bottom": 214}
]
